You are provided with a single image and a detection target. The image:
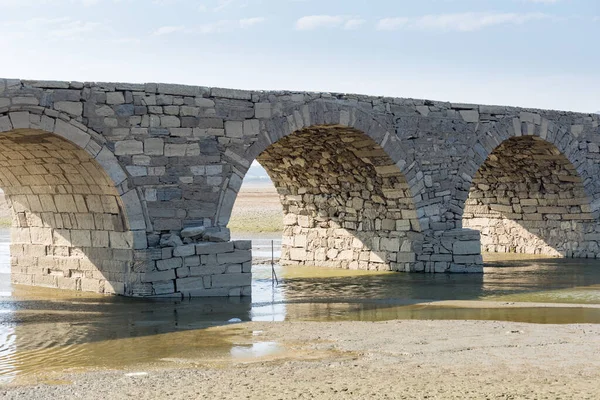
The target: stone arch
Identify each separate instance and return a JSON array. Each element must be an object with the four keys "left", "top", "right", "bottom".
[
  {"left": 459, "top": 119, "right": 600, "bottom": 258},
  {"left": 219, "top": 101, "right": 424, "bottom": 271},
  {"left": 218, "top": 100, "right": 421, "bottom": 226},
  {"left": 0, "top": 109, "right": 147, "bottom": 294}
]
